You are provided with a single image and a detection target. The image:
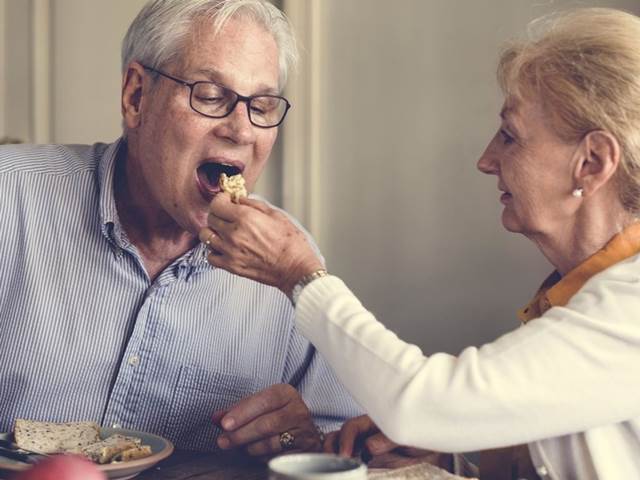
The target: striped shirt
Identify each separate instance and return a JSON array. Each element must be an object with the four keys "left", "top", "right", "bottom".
[{"left": 0, "top": 140, "right": 361, "bottom": 451}]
